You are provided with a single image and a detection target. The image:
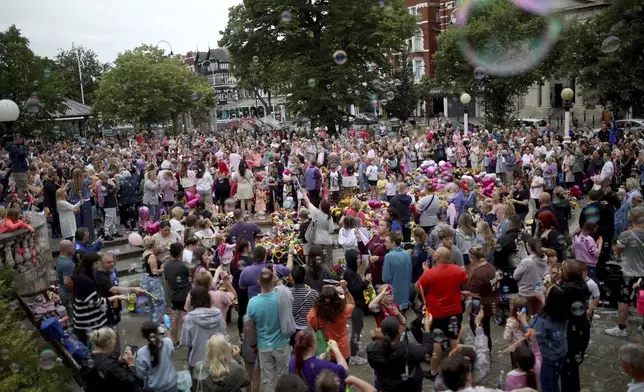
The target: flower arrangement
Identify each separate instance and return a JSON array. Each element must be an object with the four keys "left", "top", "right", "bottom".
[{"left": 330, "top": 257, "right": 346, "bottom": 280}]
